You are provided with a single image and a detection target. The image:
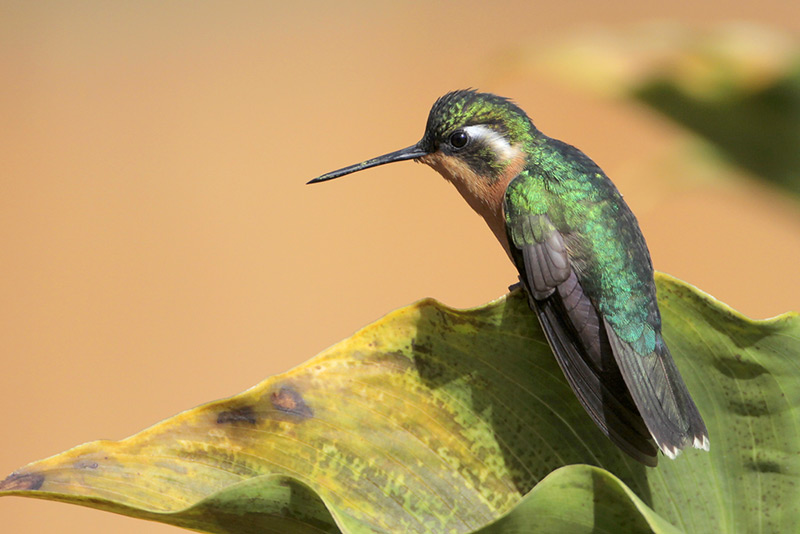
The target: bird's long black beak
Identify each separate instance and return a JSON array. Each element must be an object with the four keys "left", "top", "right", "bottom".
[{"left": 307, "top": 144, "right": 427, "bottom": 184}]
